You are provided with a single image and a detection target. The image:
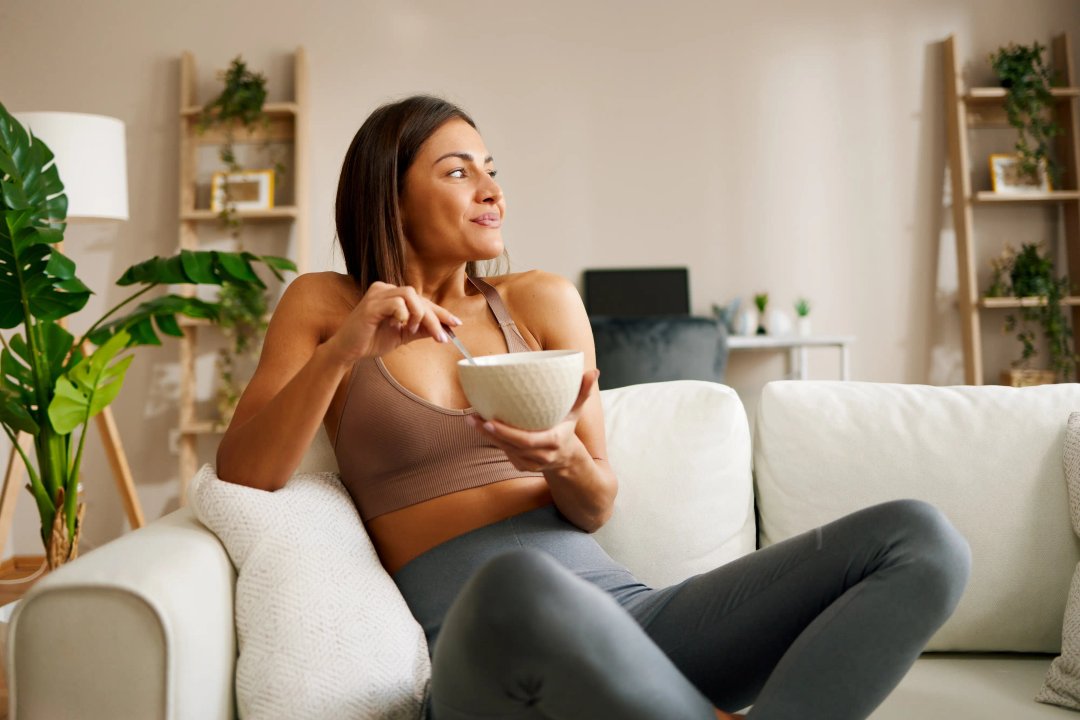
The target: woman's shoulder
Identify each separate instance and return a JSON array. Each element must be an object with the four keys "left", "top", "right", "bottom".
[
  {"left": 275, "top": 271, "right": 360, "bottom": 338},
  {"left": 485, "top": 269, "right": 579, "bottom": 305},
  {"left": 485, "top": 270, "right": 587, "bottom": 347},
  {"left": 283, "top": 271, "right": 361, "bottom": 307}
]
